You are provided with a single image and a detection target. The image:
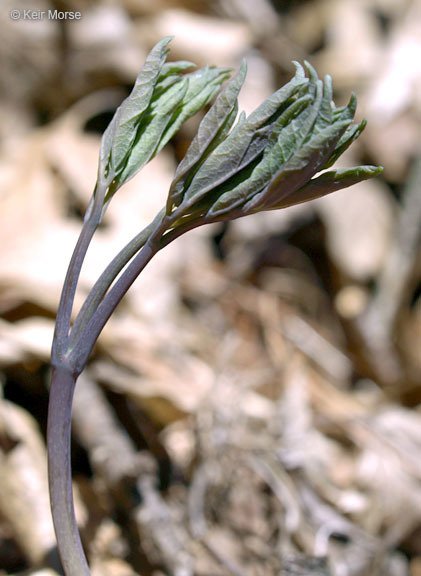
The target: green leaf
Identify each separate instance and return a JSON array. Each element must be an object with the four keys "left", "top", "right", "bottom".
[
  {"left": 245, "top": 61, "right": 308, "bottom": 127},
  {"left": 159, "top": 60, "right": 195, "bottom": 78},
  {"left": 158, "top": 66, "right": 231, "bottom": 152},
  {"left": 98, "top": 38, "right": 233, "bottom": 207},
  {"left": 180, "top": 64, "right": 308, "bottom": 209},
  {"left": 246, "top": 118, "right": 352, "bottom": 212},
  {"left": 98, "top": 112, "right": 118, "bottom": 182},
  {"left": 247, "top": 92, "right": 357, "bottom": 214},
  {"left": 317, "top": 74, "right": 333, "bottom": 128},
  {"left": 99, "top": 47, "right": 383, "bottom": 229},
  {"left": 334, "top": 92, "right": 357, "bottom": 123},
  {"left": 118, "top": 78, "right": 189, "bottom": 184},
  {"left": 169, "top": 103, "right": 240, "bottom": 215},
  {"left": 302, "top": 63, "right": 333, "bottom": 135},
  {"left": 323, "top": 119, "right": 367, "bottom": 169},
  {"left": 167, "top": 61, "right": 247, "bottom": 212},
  {"left": 176, "top": 64, "right": 308, "bottom": 213},
  {"left": 255, "top": 89, "right": 358, "bottom": 210},
  {"left": 172, "top": 62, "right": 379, "bottom": 222},
  {"left": 152, "top": 62, "right": 194, "bottom": 95},
  {"left": 271, "top": 75, "right": 323, "bottom": 164},
  {"left": 208, "top": 71, "right": 331, "bottom": 217},
  {"left": 116, "top": 67, "right": 230, "bottom": 189},
  {"left": 111, "top": 37, "right": 173, "bottom": 172},
  {"left": 207, "top": 94, "right": 317, "bottom": 217},
  {"left": 270, "top": 165, "right": 384, "bottom": 209}
]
